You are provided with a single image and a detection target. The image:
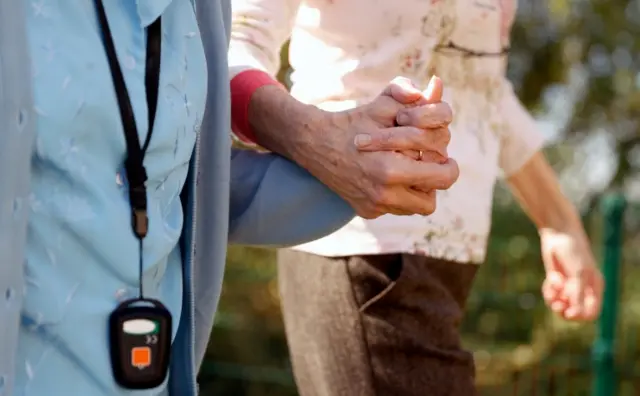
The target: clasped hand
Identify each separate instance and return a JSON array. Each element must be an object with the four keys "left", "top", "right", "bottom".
[{"left": 301, "top": 76, "right": 457, "bottom": 219}]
